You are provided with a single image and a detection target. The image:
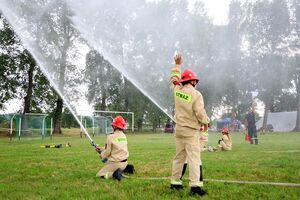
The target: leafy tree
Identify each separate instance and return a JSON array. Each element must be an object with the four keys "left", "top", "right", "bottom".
[
  {"left": 273, "top": 90, "right": 297, "bottom": 112},
  {"left": 85, "top": 50, "right": 123, "bottom": 111},
  {"left": 38, "top": 0, "right": 82, "bottom": 134},
  {"left": 20, "top": 50, "right": 36, "bottom": 114},
  {"left": 221, "top": 1, "right": 250, "bottom": 120},
  {"left": 0, "top": 13, "right": 54, "bottom": 114},
  {"left": 243, "top": 0, "right": 291, "bottom": 131},
  {"left": 61, "top": 108, "right": 79, "bottom": 129},
  {"left": 289, "top": 0, "right": 300, "bottom": 131},
  {"left": 146, "top": 101, "right": 167, "bottom": 132},
  {"left": 0, "top": 13, "right": 22, "bottom": 109}
]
